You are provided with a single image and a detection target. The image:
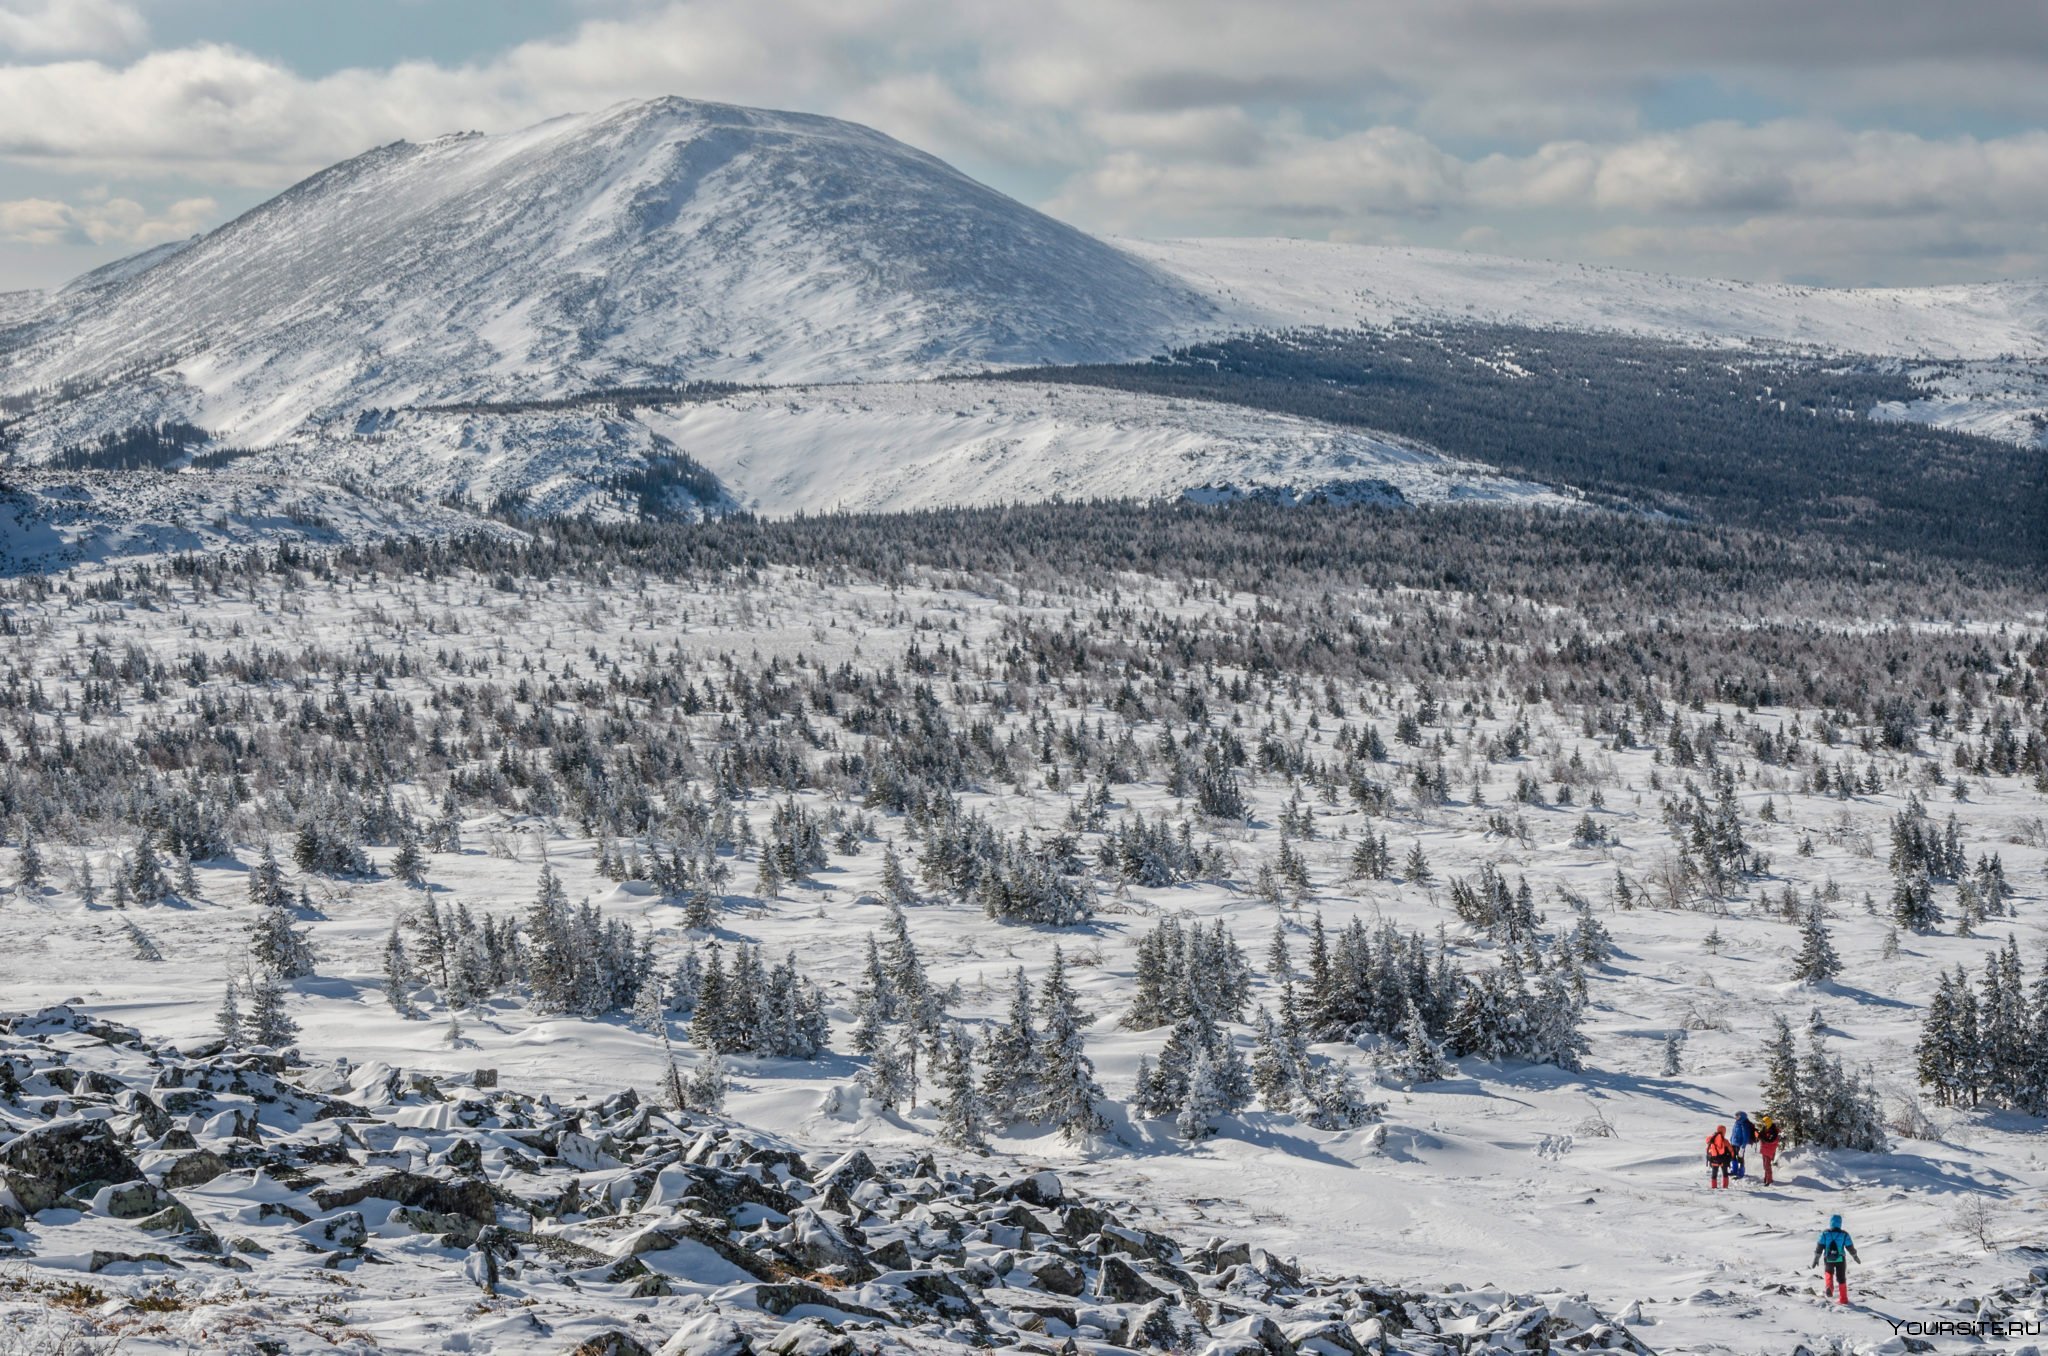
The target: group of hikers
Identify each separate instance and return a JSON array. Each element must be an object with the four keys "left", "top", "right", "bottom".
[
  {"left": 1704, "top": 1112, "right": 1863, "bottom": 1305},
  {"left": 1704, "top": 1109, "right": 1780, "bottom": 1186}
]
